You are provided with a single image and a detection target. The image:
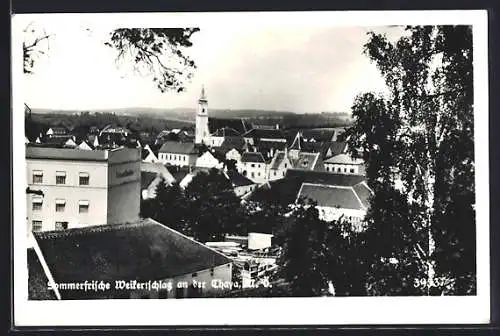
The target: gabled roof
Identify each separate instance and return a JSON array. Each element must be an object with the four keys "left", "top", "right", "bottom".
[
  {"left": 297, "top": 183, "right": 368, "bottom": 210},
  {"left": 241, "top": 152, "right": 266, "bottom": 163},
  {"left": 285, "top": 169, "right": 366, "bottom": 186},
  {"left": 159, "top": 141, "right": 197, "bottom": 154},
  {"left": 32, "top": 219, "right": 231, "bottom": 287},
  {"left": 270, "top": 150, "right": 320, "bottom": 171},
  {"left": 219, "top": 136, "right": 247, "bottom": 151},
  {"left": 226, "top": 170, "right": 255, "bottom": 187},
  {"left": 141, "top": 171, "right": 159, "bottom": 189}
]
